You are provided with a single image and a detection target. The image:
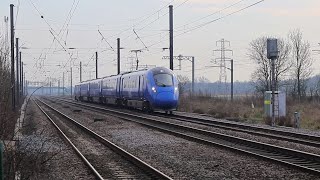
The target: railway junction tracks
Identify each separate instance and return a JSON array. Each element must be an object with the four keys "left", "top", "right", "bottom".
[
  {"left": 45, "top": 97, "right": 320, "bottom": 175},
  {"left": 34, "top": 98, "right": 173, "bottom": 180}
]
